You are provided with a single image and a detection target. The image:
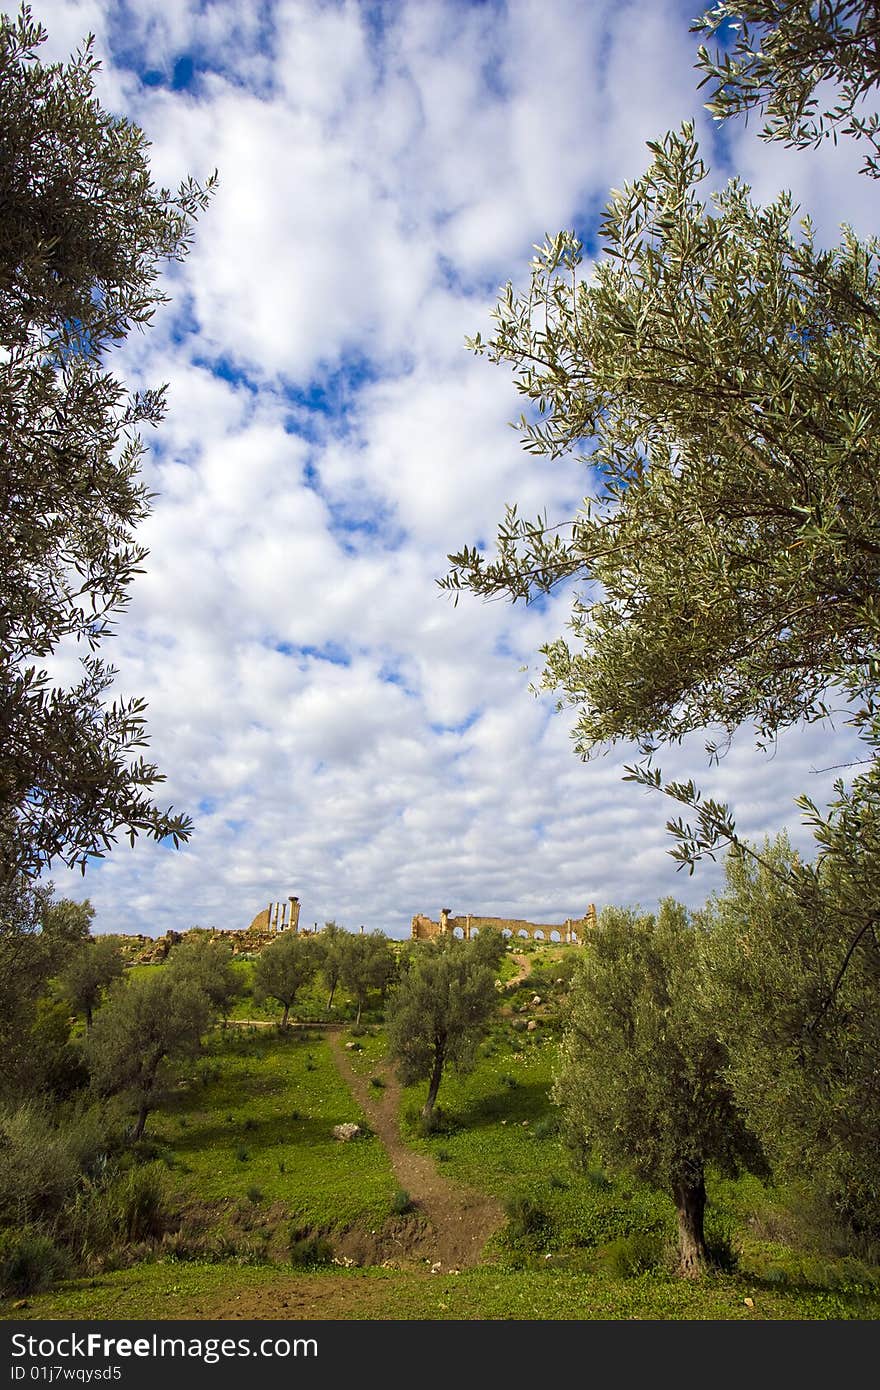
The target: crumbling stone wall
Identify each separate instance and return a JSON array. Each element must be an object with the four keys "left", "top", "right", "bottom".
[{"left": 411, "top": 904, "right": 597, "bottom": 943}]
